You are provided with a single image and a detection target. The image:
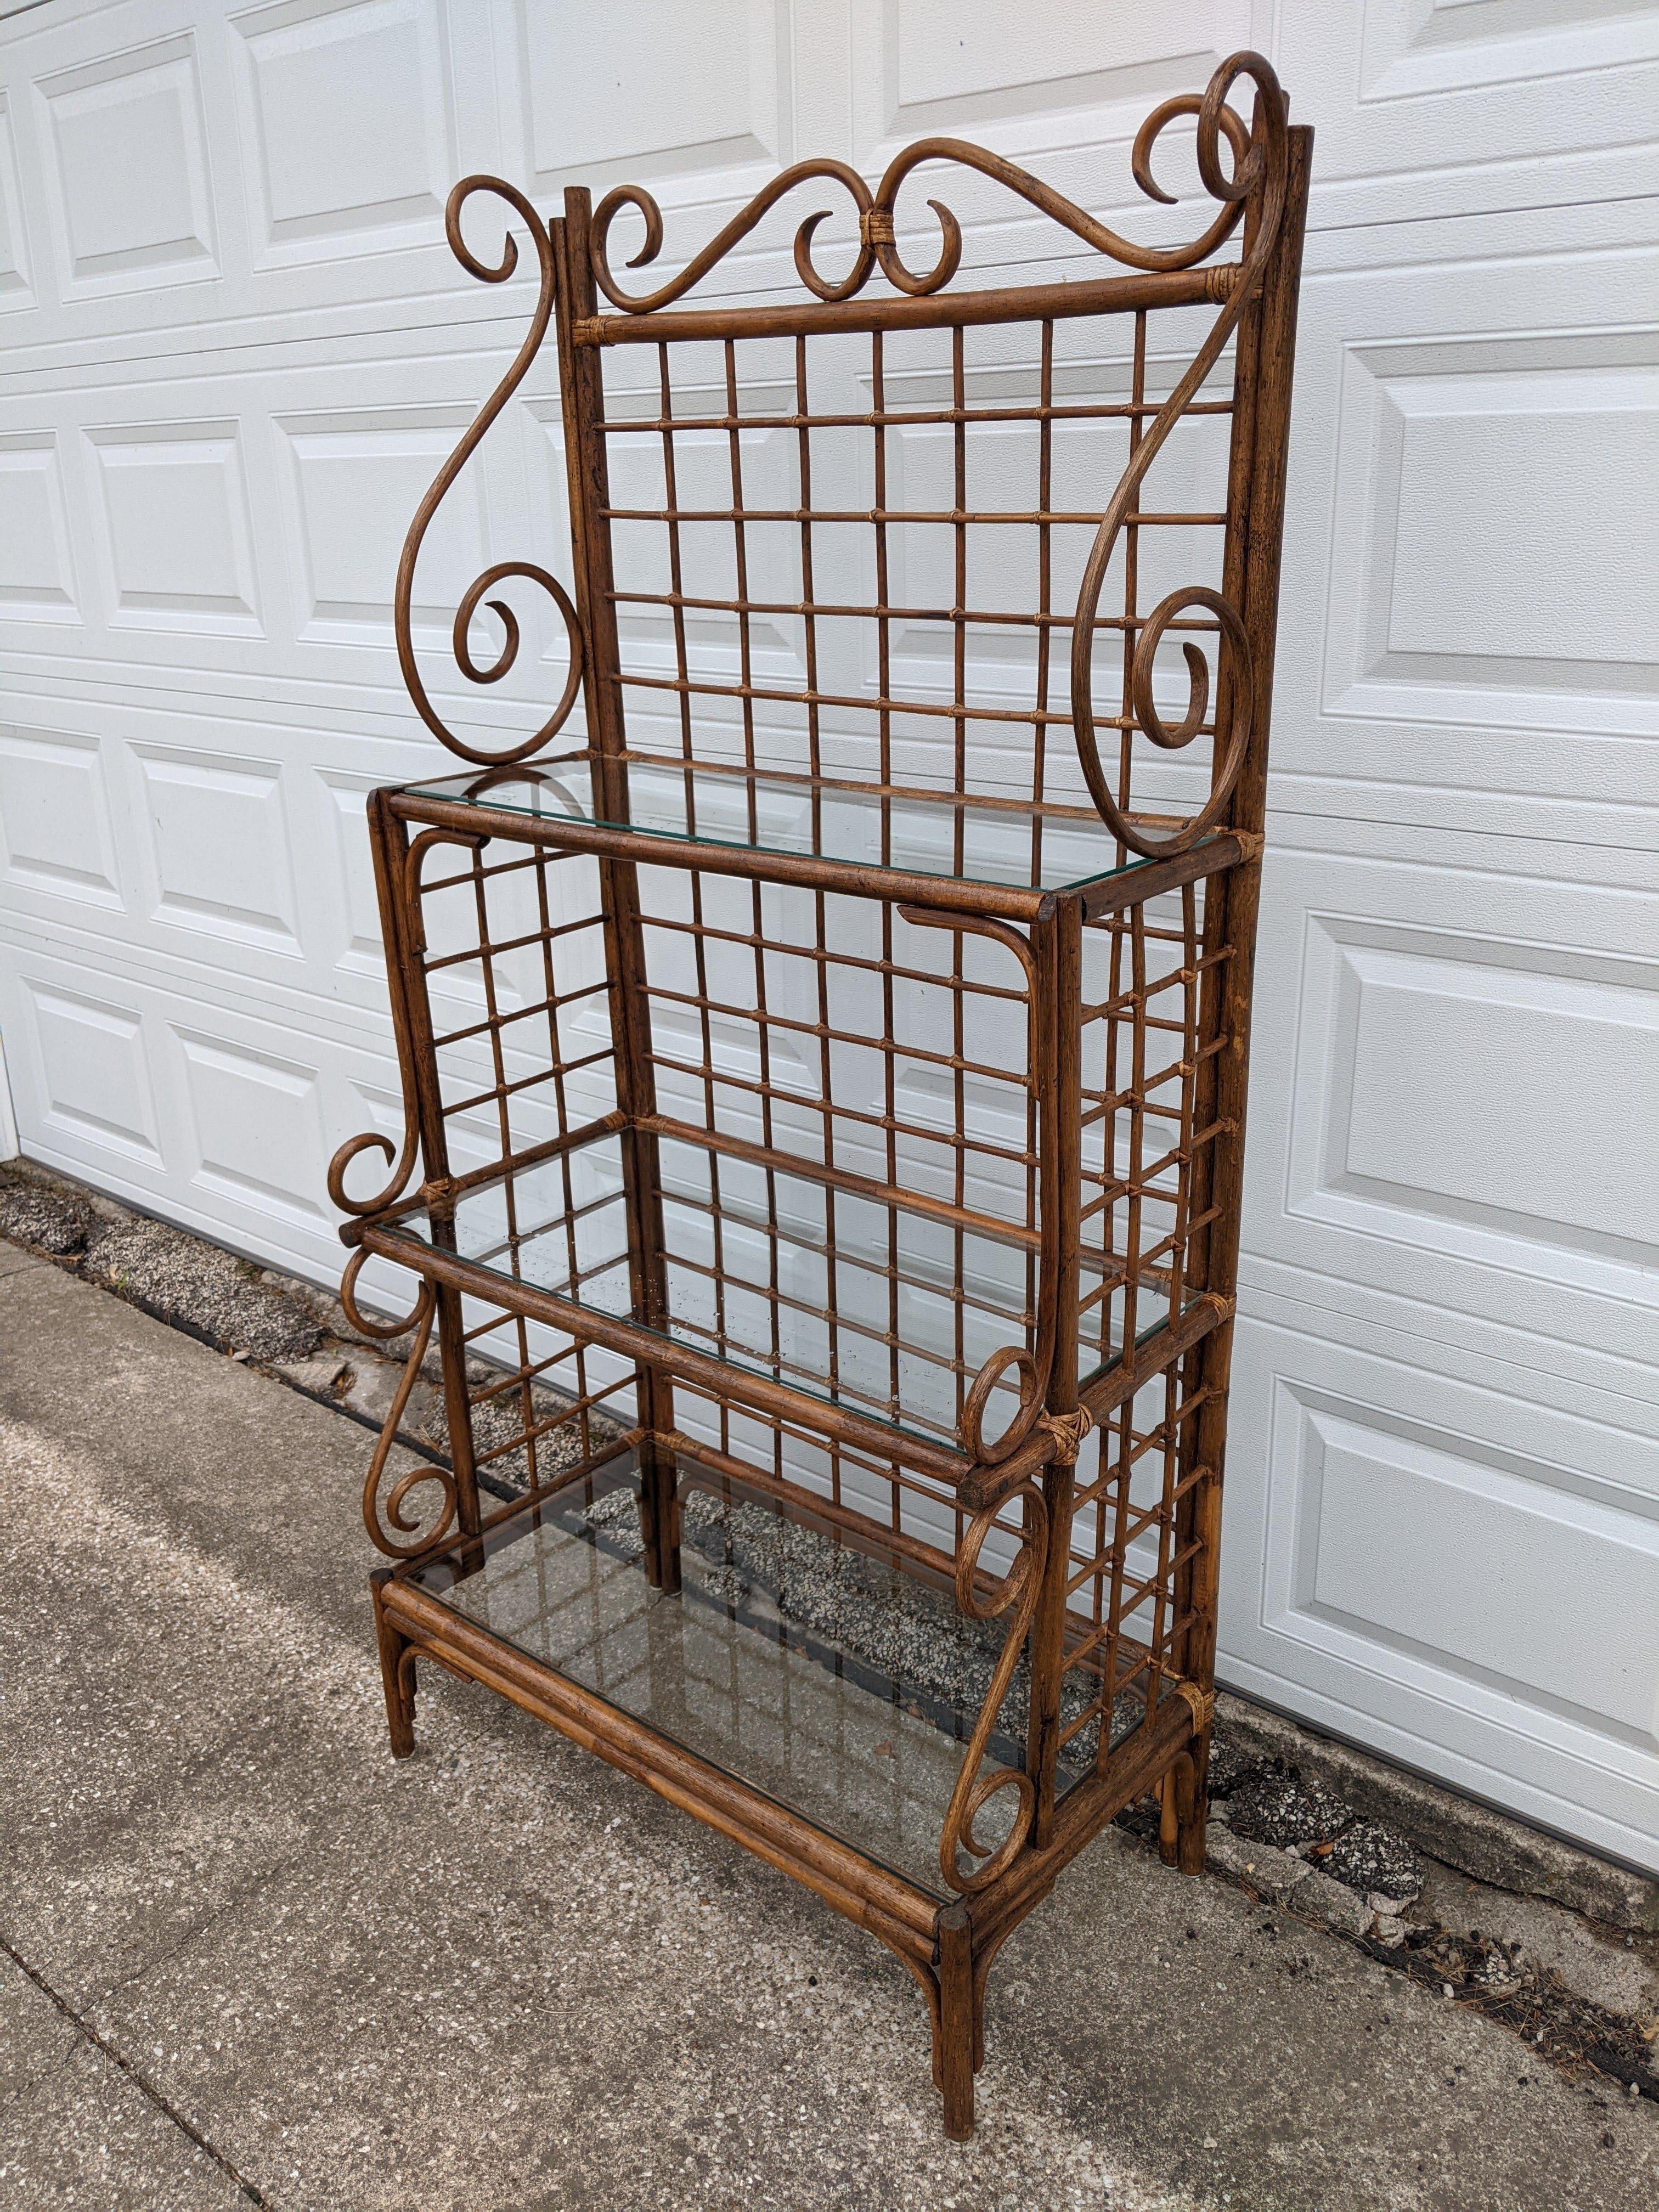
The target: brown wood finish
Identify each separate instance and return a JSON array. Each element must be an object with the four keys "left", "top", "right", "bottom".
[{"left": 328, "top": 54, "right": 1310, "bottom": 2141}]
